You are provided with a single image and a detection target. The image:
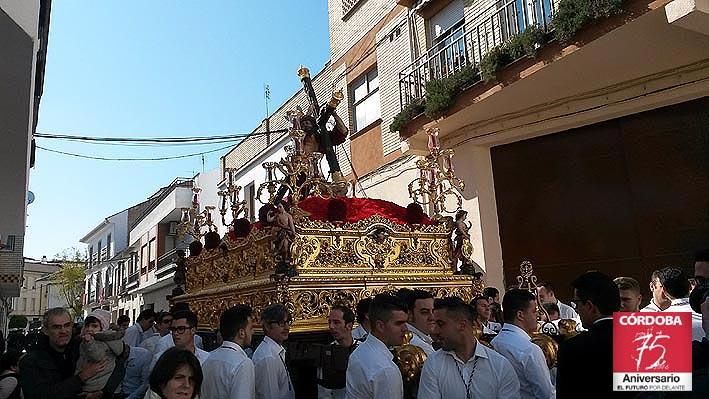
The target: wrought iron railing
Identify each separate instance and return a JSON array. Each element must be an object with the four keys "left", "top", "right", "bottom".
[
  {"left": 127, "top": 272, "right": 139, "bottom": 284},
  {"left": 399, "top": 0, "right": 557, "bottom": 107},
  {"left": 157, "top": 248, "right": 179, "bottom": 272}
]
